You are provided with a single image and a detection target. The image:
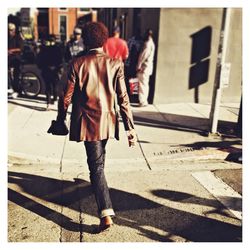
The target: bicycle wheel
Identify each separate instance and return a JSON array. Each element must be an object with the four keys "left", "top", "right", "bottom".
[{"left": 21, "top": 71, "right": 41, "bottom": 97}]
